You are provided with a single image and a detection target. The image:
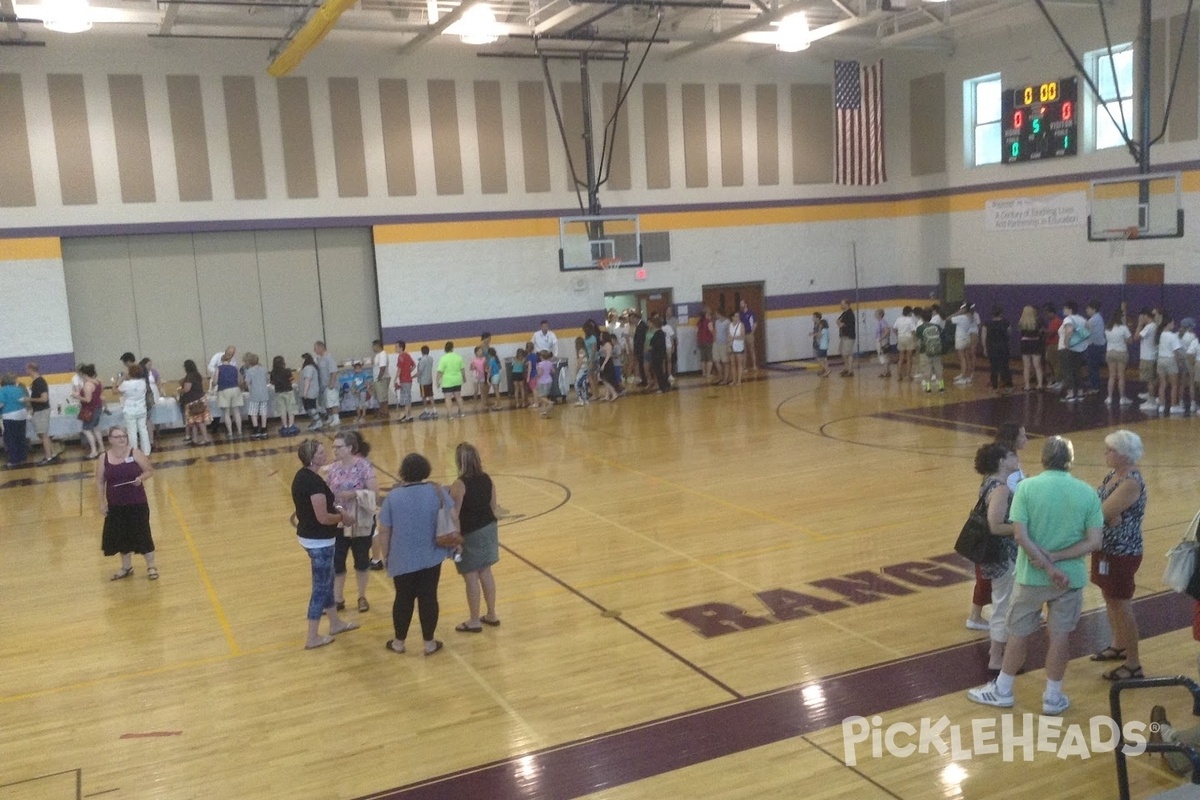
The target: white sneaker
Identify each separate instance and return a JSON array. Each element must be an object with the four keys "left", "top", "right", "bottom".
[
  {"left": 1042, "top": 693, "right": 1070, "bottom": 715},
  {"left": 1103, "top": 397, "right": 1112, "bottom": 405},
  {"left": 1119, "top": 397, "right": 1133, "bottom": 406},
  {"left": 968, "top": 681, "right": 1014, "bottom": 708},
  {"left": 1138, "top": 392, "right": 1150, "bottom": 400},
  {"left": 965, "top": 618, "right": 990, "bottom": 631},
  {"left": 1140, "top": 401, "right": 1159, "bottom": 412},
  {"left": 953, "top": 376, "right": 969, "bottom": 385},
  {"left": 1170, "top": 405, "right": 1185, "bottom": 415}
]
